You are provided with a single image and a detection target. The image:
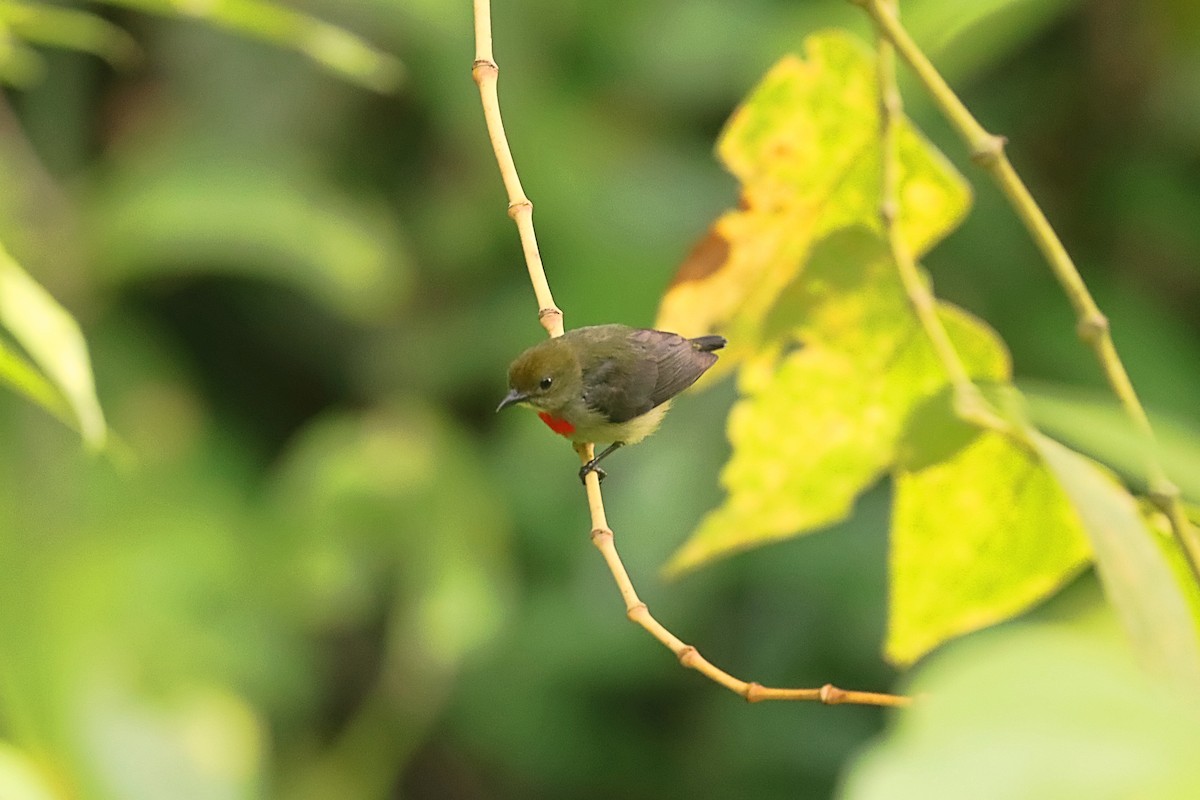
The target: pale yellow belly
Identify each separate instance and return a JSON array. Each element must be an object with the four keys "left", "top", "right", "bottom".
[{"left": 568, "top": 401, "right": 670, "bottom": 445}]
